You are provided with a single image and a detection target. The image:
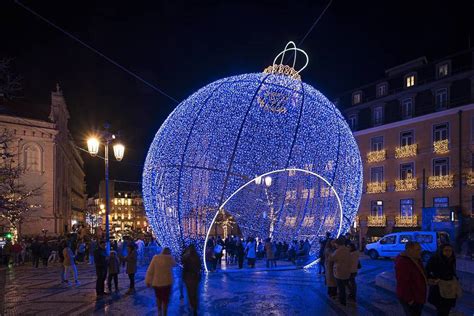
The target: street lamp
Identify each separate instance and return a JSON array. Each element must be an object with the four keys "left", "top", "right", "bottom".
[{"left": 87, "top": 130, "right": 125, "bottom": 253}]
